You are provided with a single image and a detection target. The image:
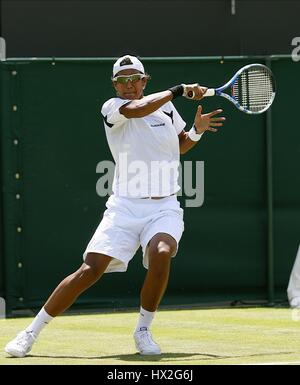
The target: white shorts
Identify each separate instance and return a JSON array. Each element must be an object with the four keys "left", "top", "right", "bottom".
[{"left": 83, "top": 195, "right": 184, "bottom": 273}]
